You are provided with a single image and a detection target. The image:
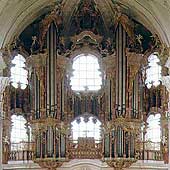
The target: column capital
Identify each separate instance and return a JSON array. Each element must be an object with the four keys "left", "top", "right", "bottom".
[
  {"left": 0, "top": 53, "right": 6, "bottom": 76},
  {"left": 0, "top": 77, "right": 9, "bottom": 118}
]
